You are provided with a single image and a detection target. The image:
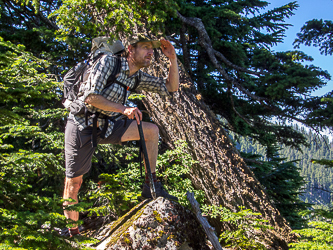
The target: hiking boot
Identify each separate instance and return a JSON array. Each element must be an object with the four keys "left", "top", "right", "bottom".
[
  {"left": 59, "top": 227, "right": 82, "bottom": 238},
  {"left": 59, "top": 228, "right": 70, "bottom": 237},
  {"left": 141, "top": 182, "right": 178, "bottom": 201}
]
